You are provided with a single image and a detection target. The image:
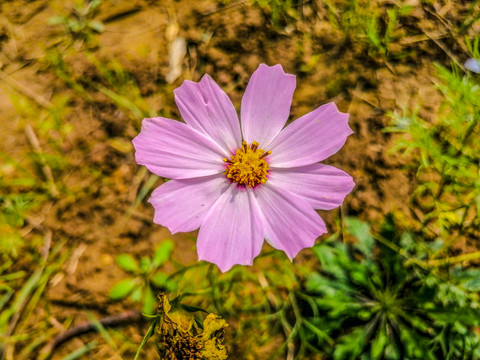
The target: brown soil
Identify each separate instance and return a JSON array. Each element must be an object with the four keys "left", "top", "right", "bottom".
[{"left": 0, "top": 0, "right": 476, "bottom": 359}]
